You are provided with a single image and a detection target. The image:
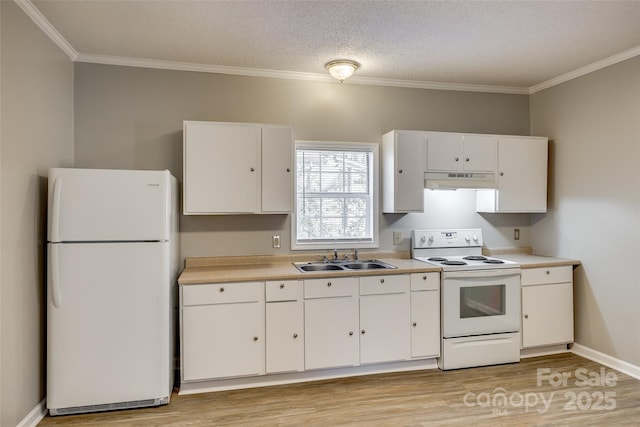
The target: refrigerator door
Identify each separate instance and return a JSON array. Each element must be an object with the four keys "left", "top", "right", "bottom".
[
  {"left": 48, "top": 168, "right": 172, "bottom": 243},
  {"left": 47, "top": 241, "right": 172, "bottom": 412}
]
